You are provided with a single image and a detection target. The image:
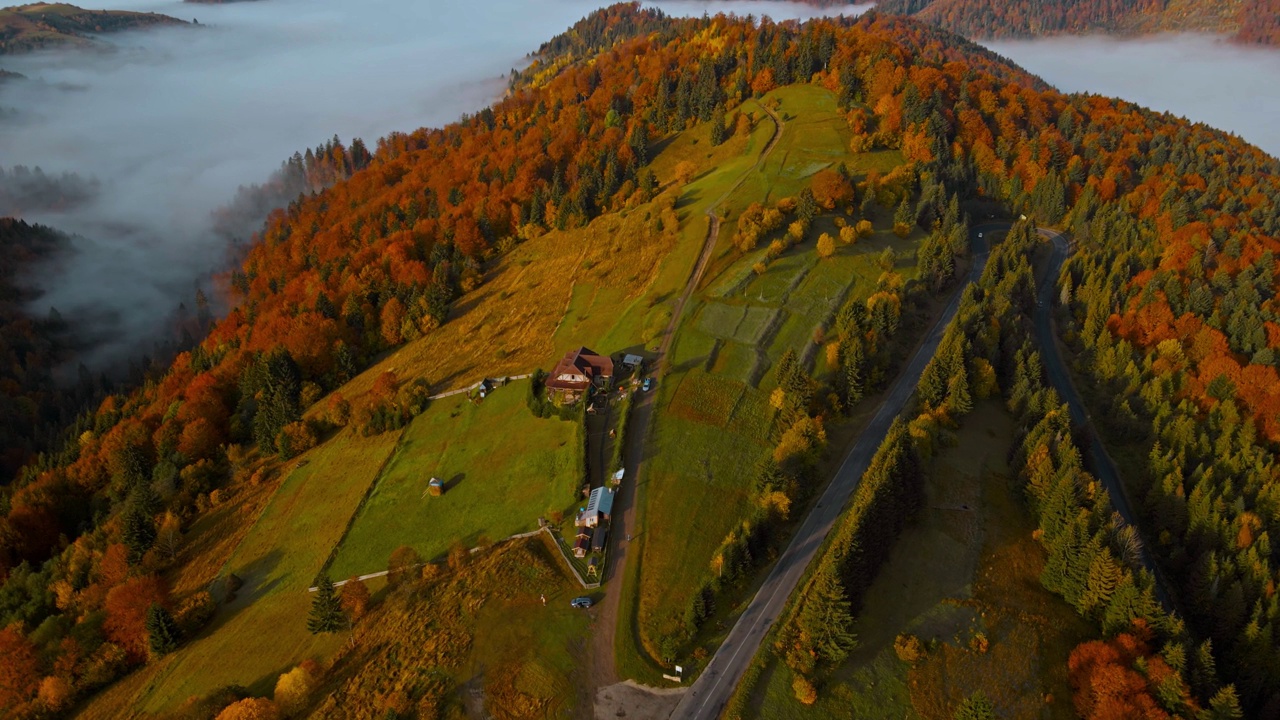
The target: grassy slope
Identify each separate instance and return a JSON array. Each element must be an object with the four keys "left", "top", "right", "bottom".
[
  {"left": 328, "top": 385, "right": 580, "bottom": 579},
  {"left": 749, "top": 403, "right": 1092, "bottom": 719},
  {"left": 632, "top": 84, "right": 924, "bottom": 659},
  {"left": 77, "top": 430, "right": 400, "bottom": 717},
  {"left": 75, "top": 93, "right": 766, "bottom": 717},
  {"left": 309, "top": 536, "right": 590, "bottom": 720}
]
